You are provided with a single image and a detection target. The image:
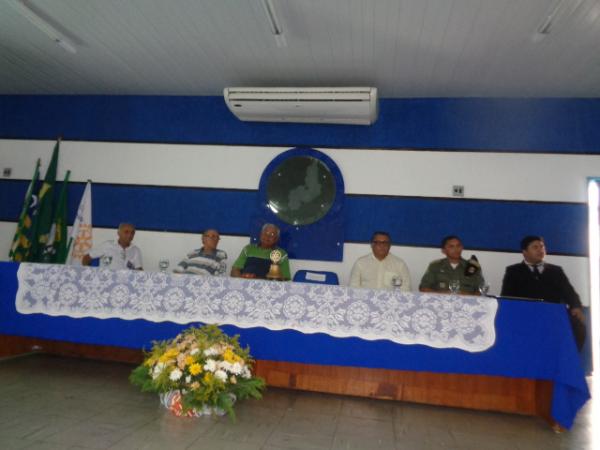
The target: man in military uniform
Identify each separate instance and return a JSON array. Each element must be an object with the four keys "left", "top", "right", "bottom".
[{"left": 419, "top": 235, "right": 484, "bottom": 294}]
